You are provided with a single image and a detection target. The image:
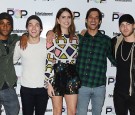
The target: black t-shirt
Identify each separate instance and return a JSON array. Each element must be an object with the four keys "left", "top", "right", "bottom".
[{"left": 115, "top": 40, "right": 133, "bottom": 94}]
